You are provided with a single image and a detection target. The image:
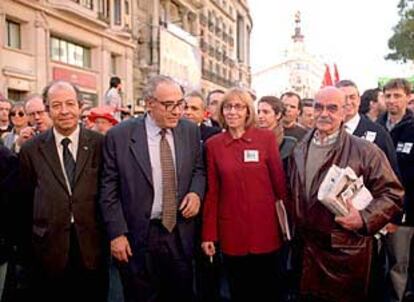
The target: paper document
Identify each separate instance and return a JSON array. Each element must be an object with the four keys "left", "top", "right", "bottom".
[{"left": 317, "top": 165, "right": 373, "bottom": 216}]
